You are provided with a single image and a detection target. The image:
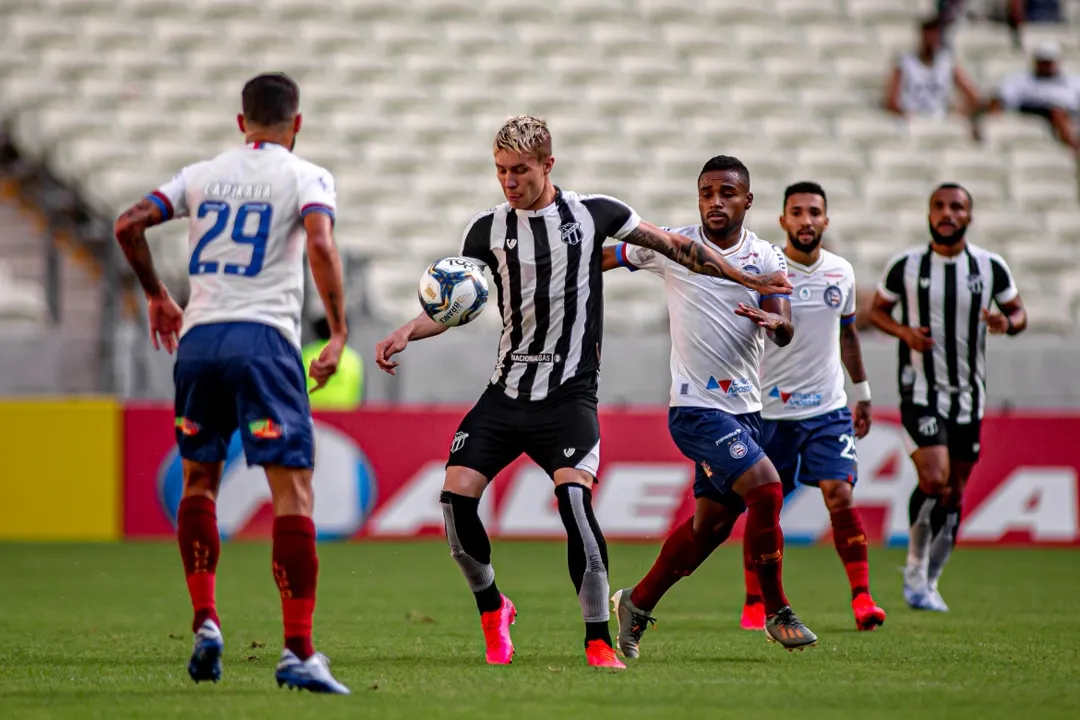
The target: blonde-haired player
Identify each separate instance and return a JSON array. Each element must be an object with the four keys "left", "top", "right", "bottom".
[{"left": 375, "top": 115, "right": 792, "bottom": 669}]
